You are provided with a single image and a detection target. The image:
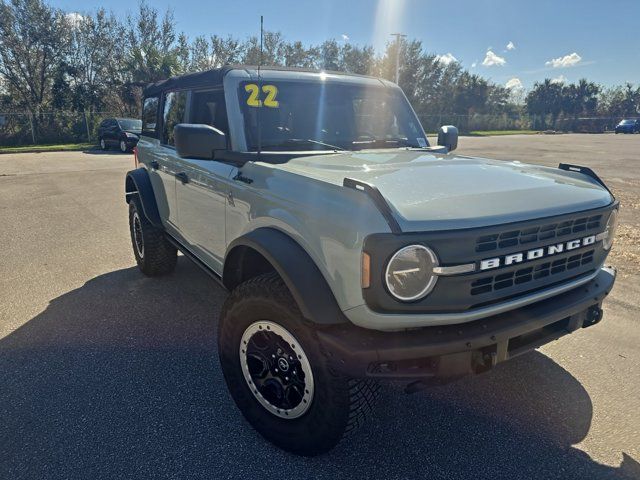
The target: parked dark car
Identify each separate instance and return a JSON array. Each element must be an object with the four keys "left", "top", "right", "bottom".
[
  {"left": 614, "top": 118, "right": 639, "bottom": 134},
  {"left": 98, "top": 118, "right": 142, "bottom": 152}
]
